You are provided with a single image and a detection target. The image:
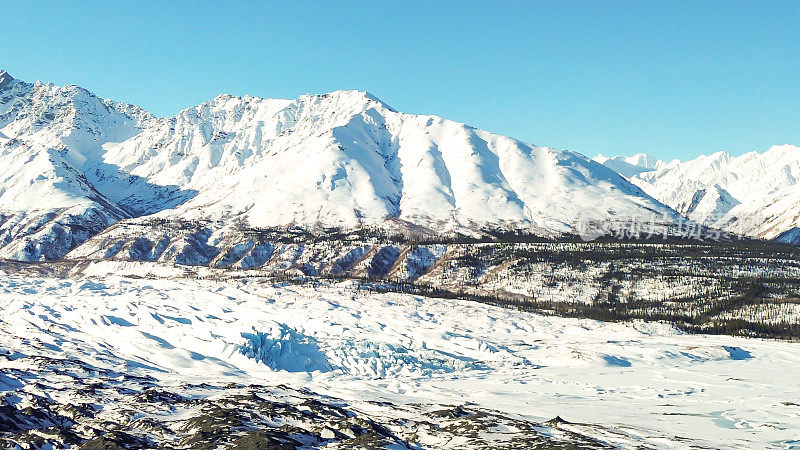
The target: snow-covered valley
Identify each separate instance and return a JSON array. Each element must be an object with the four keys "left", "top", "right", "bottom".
[
  {"left": 2, "top": 67, "right": 800, "bottom": 450},
  {"left": 1, "top": 269, "right": 799, "bottom": 448}
]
